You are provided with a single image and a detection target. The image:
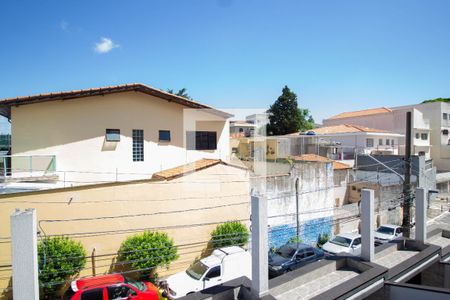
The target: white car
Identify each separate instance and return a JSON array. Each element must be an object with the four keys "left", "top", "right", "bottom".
[
  {"left": 166, "top": 246, "right": 251, "bottom": 298},
  {"left": 322, "top": 233, "right": 362, "bottom": 256},
  {"left": 374, "top": 224, "right": 402, "bottom": 244}
]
